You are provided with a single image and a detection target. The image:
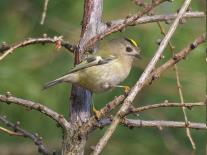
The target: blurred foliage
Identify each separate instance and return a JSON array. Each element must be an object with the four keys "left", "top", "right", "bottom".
[{"left": 0, "top": 0, "right": 206, "bottom": 155}]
